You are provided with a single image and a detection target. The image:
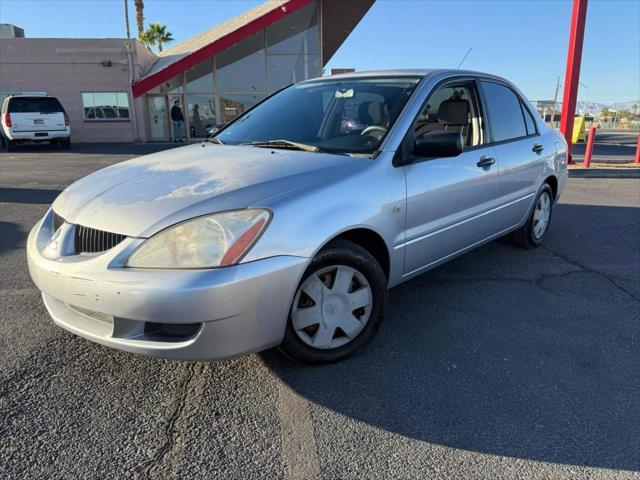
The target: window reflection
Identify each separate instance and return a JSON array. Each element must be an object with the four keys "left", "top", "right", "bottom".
[
  {"left": 267, "top": 55, "right": 320, "bottom": 90},
  {"left": 266, "top": 1, "right": 318, "bottom": 55},
  {"left": 216, "top": 32, "right": 266, "bottom": 93},
  {"left": 186, "top": 60, "right": 213, "bottom": 93},
  {"left": 187, "top": 95, "right": 216, "bottom": 137},
  {"left": 82, "top": 92, "right": 130, "bottom": 120},
  {"left": 219, "top": 94, "right": 265, "bottom": 124}
]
